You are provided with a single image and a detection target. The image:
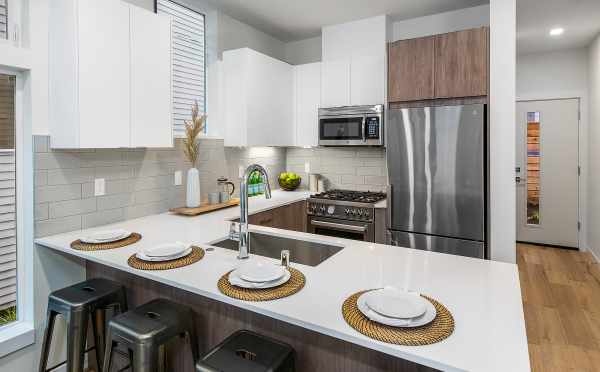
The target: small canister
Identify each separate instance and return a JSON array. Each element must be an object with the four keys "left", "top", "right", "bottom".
[{"left": 309, "top": 174, "right": 319, "bottom": 192}]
